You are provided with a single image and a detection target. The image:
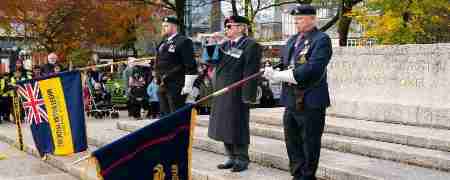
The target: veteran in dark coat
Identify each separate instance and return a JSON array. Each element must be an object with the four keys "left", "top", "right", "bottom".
[
  {"left": 208, "top": 16, "right": 262, "bottom": 172},
  {"left": 154, "top": 16, "right": 198, "bottom": 116},
  {"left": 263, "top": 5, "right": 332, "bottom": 180}
]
